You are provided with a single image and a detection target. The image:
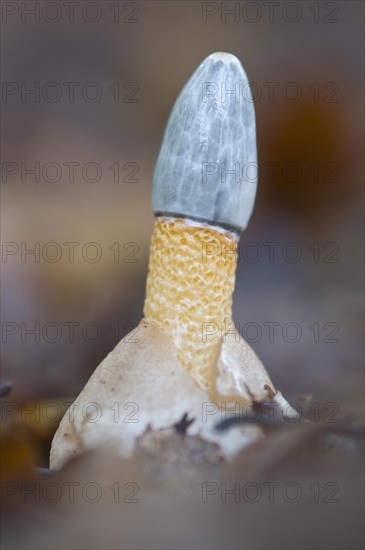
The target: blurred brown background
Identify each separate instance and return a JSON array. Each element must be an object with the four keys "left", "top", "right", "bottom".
[
  {"left": 1, "top": 0, "right": 363, "bottom": 446},
  {"left": 1, "top": 2, "right": 364, "bottom": 549}
]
